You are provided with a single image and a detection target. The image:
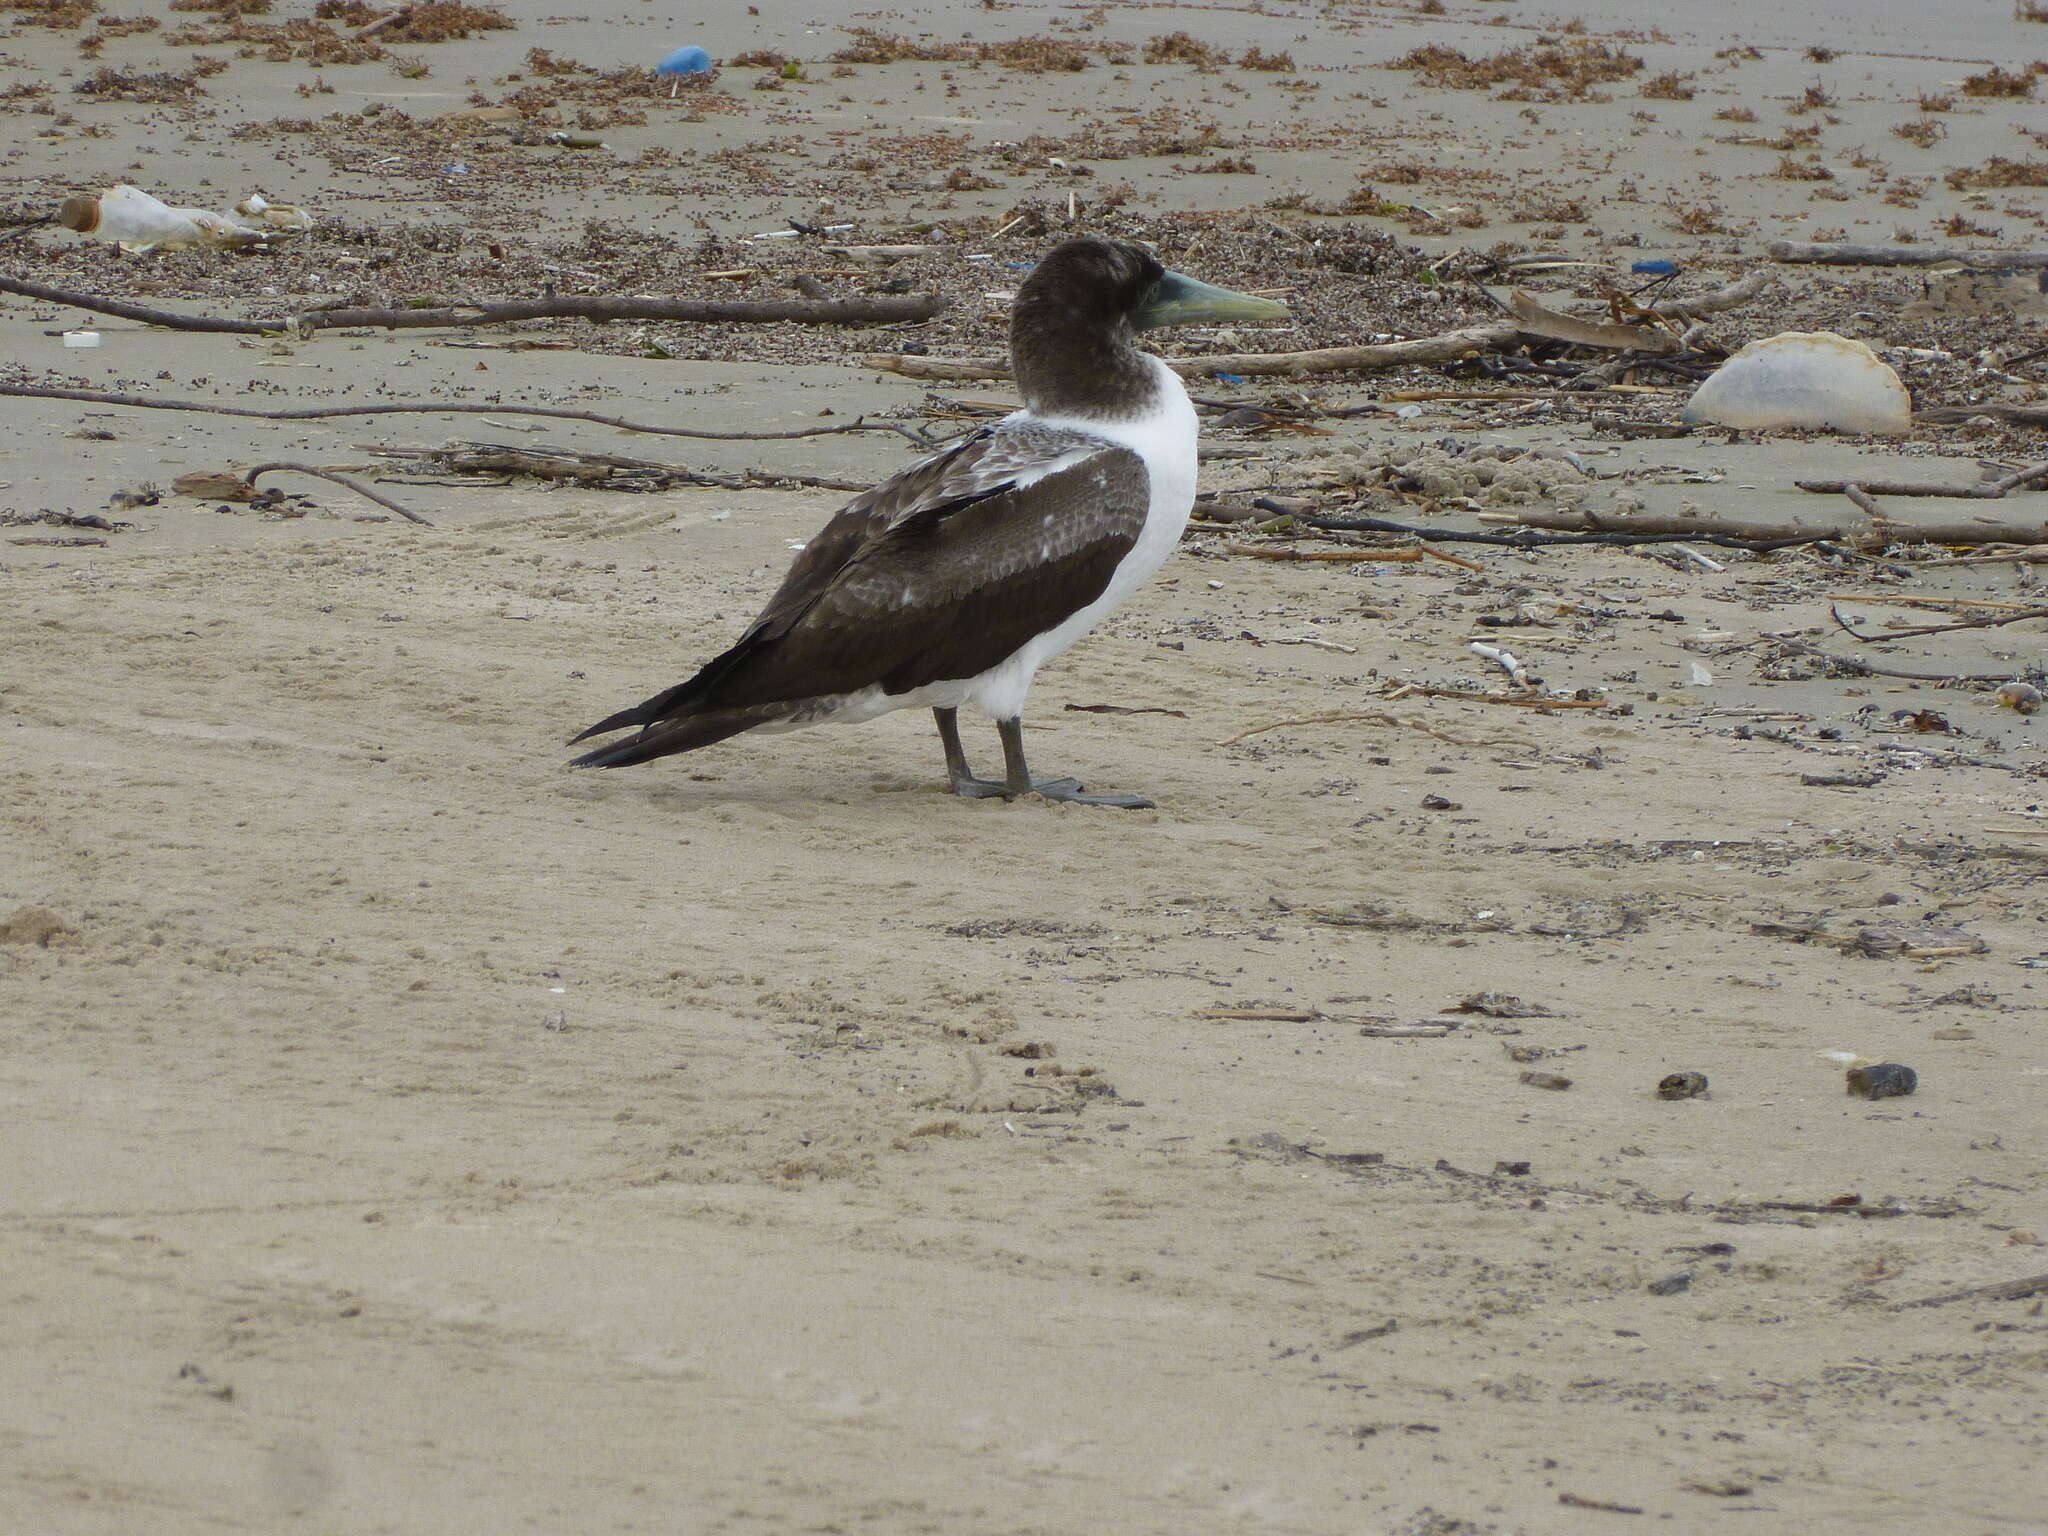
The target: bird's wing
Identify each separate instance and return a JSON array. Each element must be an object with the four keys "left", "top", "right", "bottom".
[
  {"left": 751, "top": 419, "right": 1111, "bottom": 620},
  {"left": 575, "top": 423, "right": 1150, "bottom": 741}
]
